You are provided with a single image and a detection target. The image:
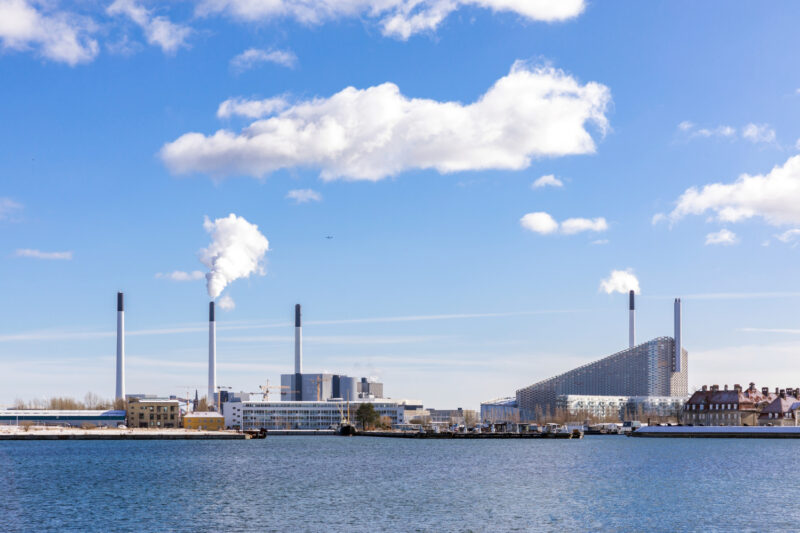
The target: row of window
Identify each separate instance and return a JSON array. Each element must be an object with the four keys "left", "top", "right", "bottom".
[{"left": 686, "top": 403, "right": 738, "bottom": 411}]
